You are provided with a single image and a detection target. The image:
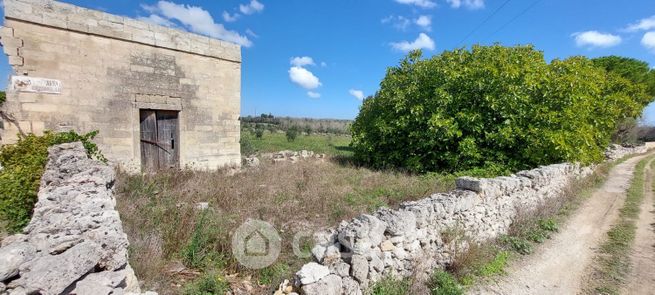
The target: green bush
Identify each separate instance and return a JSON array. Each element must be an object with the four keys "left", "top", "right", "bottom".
[
  {"left": 254, "top": 127, "right": 264, "bottom": 139},
  {"left": 286, "top": 126, "right": 299, "bottom": 142},
  {"left": 351, "top": 45, "right": 652, "bottom": 173},
  {"left": 0, "top": 131, "right": 104, "bottom": 233}
]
